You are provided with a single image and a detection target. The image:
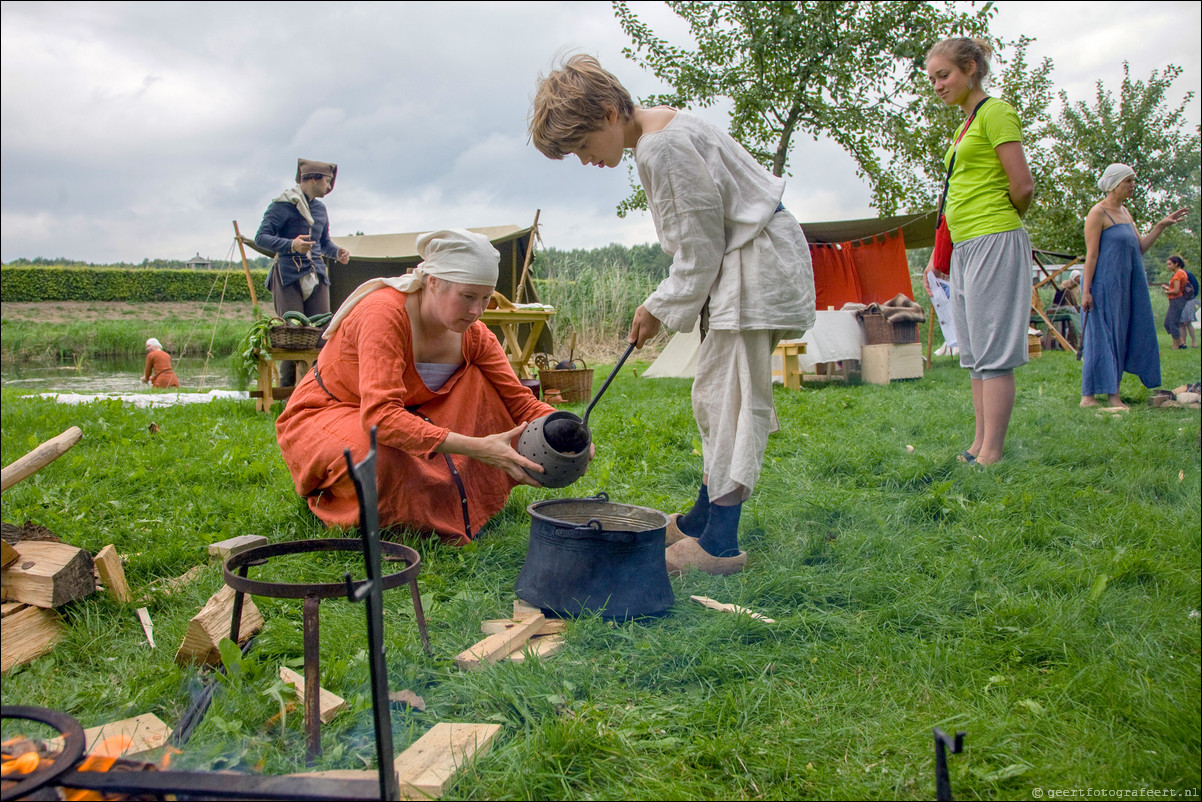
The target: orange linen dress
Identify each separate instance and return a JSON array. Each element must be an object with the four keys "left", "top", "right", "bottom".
[
  {"left": 275, "top": 287, "right": 555, "bottom": 543},
  {"left": 142, "top": 350, "right": 180, "bottom": 388}
]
